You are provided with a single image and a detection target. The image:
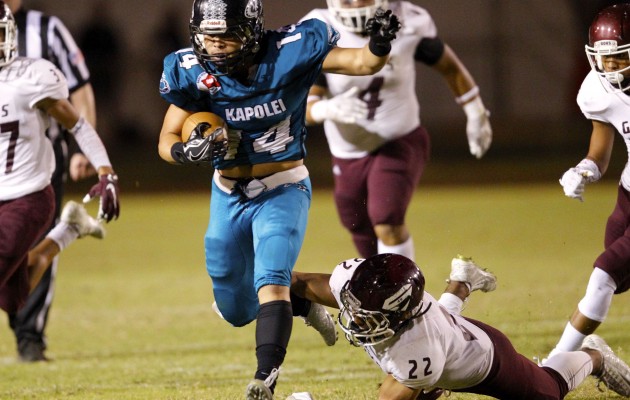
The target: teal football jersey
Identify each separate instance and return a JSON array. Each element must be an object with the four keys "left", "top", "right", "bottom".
[{"left": 160, "top": 19, "right": 339, "bottom": 169}]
